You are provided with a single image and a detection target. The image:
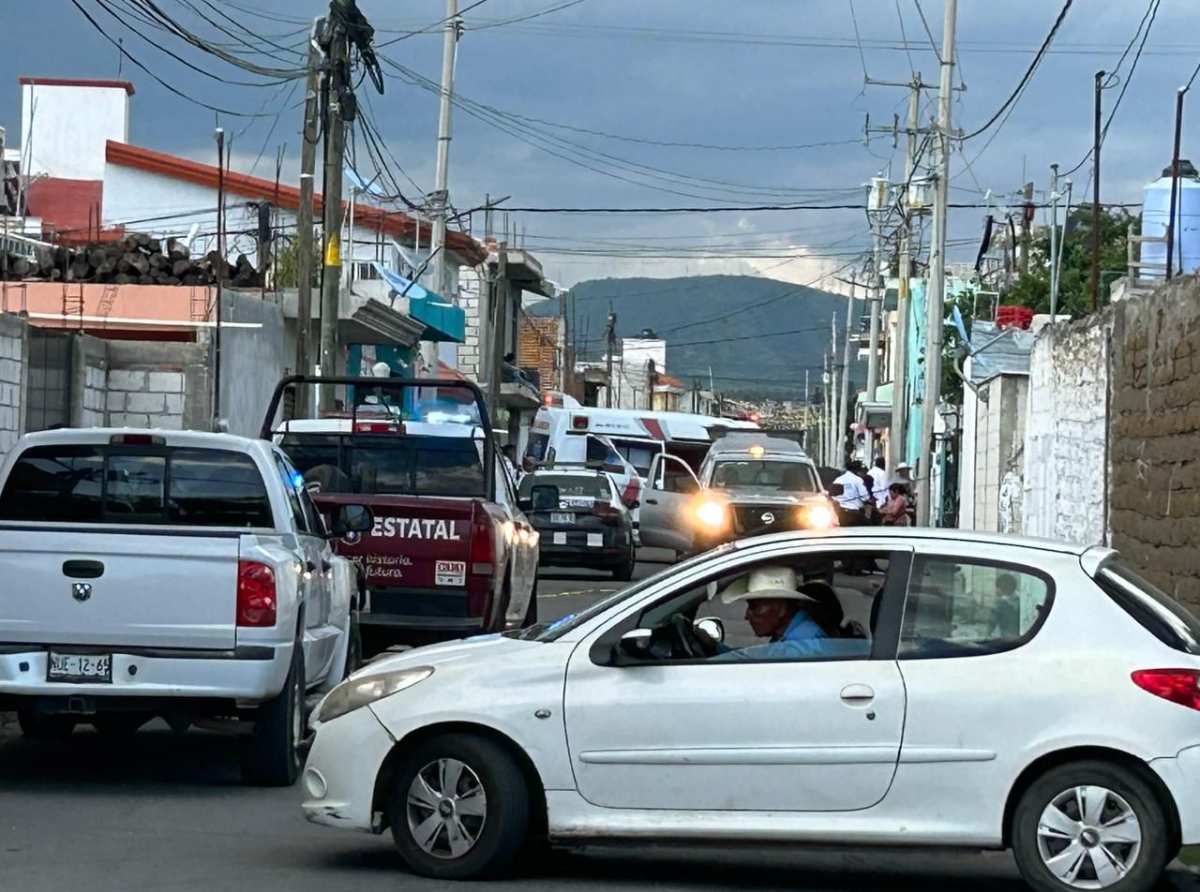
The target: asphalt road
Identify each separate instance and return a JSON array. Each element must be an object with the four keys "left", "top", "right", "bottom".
[{"left": 1, "top": 555, "right": 1196, "bottom": 892}]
